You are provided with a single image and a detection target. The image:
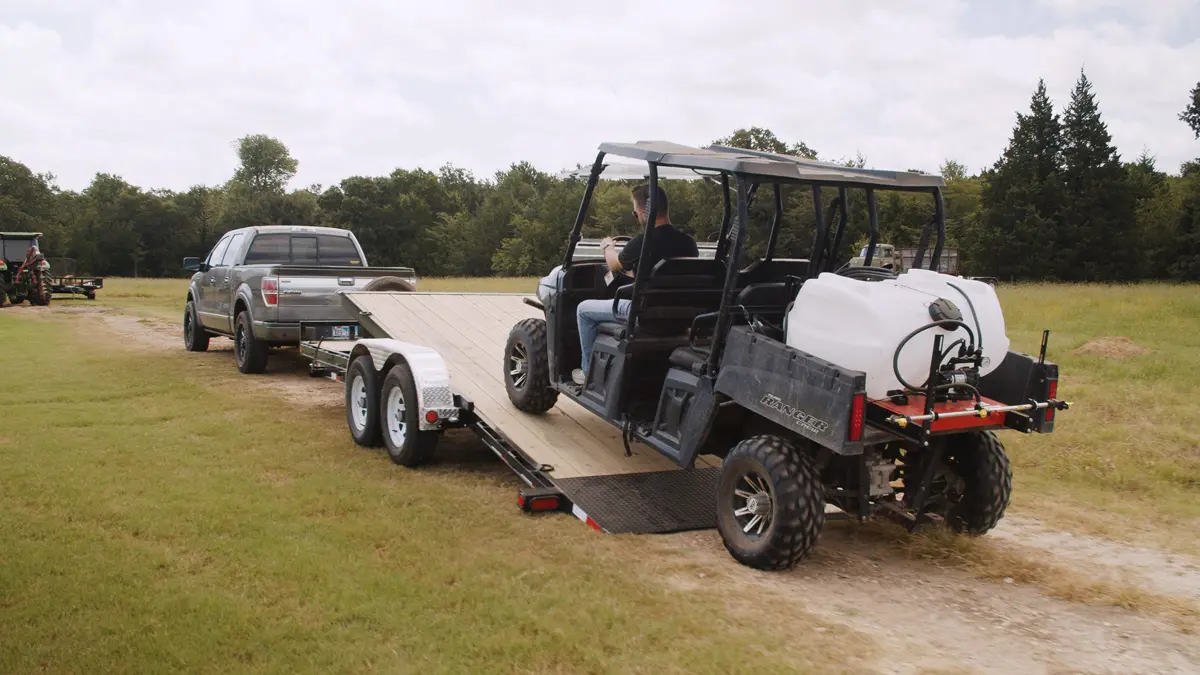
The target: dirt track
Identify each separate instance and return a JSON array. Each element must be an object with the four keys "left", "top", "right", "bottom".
[{"left": 15, "top": 302, "right": 1200, "bottom": 674}]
